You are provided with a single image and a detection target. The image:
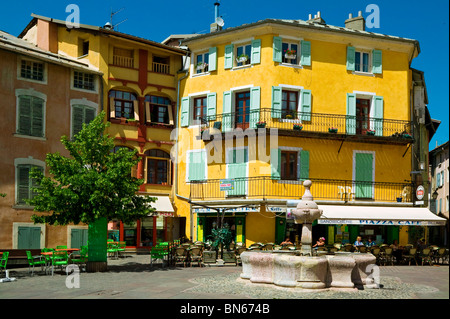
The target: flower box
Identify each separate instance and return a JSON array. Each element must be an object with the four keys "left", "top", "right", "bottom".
[
  {"left": 284, "top": 54, "right": 297, "bottom": 60},
  {"left": 256, "top": 122, "right": 266, "bottom": 128},
  {"left": 293, "top": 124, "right": 303, "bottom": 131},
  {"left": 328, "top": 128, "right": 338, "bottom": 133},
  {"left": 196, "top": 62, "right": 208, "bottom": 71},
  {"left": 366, "top": 130, "right": 376, "bottom": 136},
  {"left": 402, "top": 134, "right": 412, "bottom": 139},
  {"left": 236, "top": 55, "right": 249, "bottom": 63}
]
